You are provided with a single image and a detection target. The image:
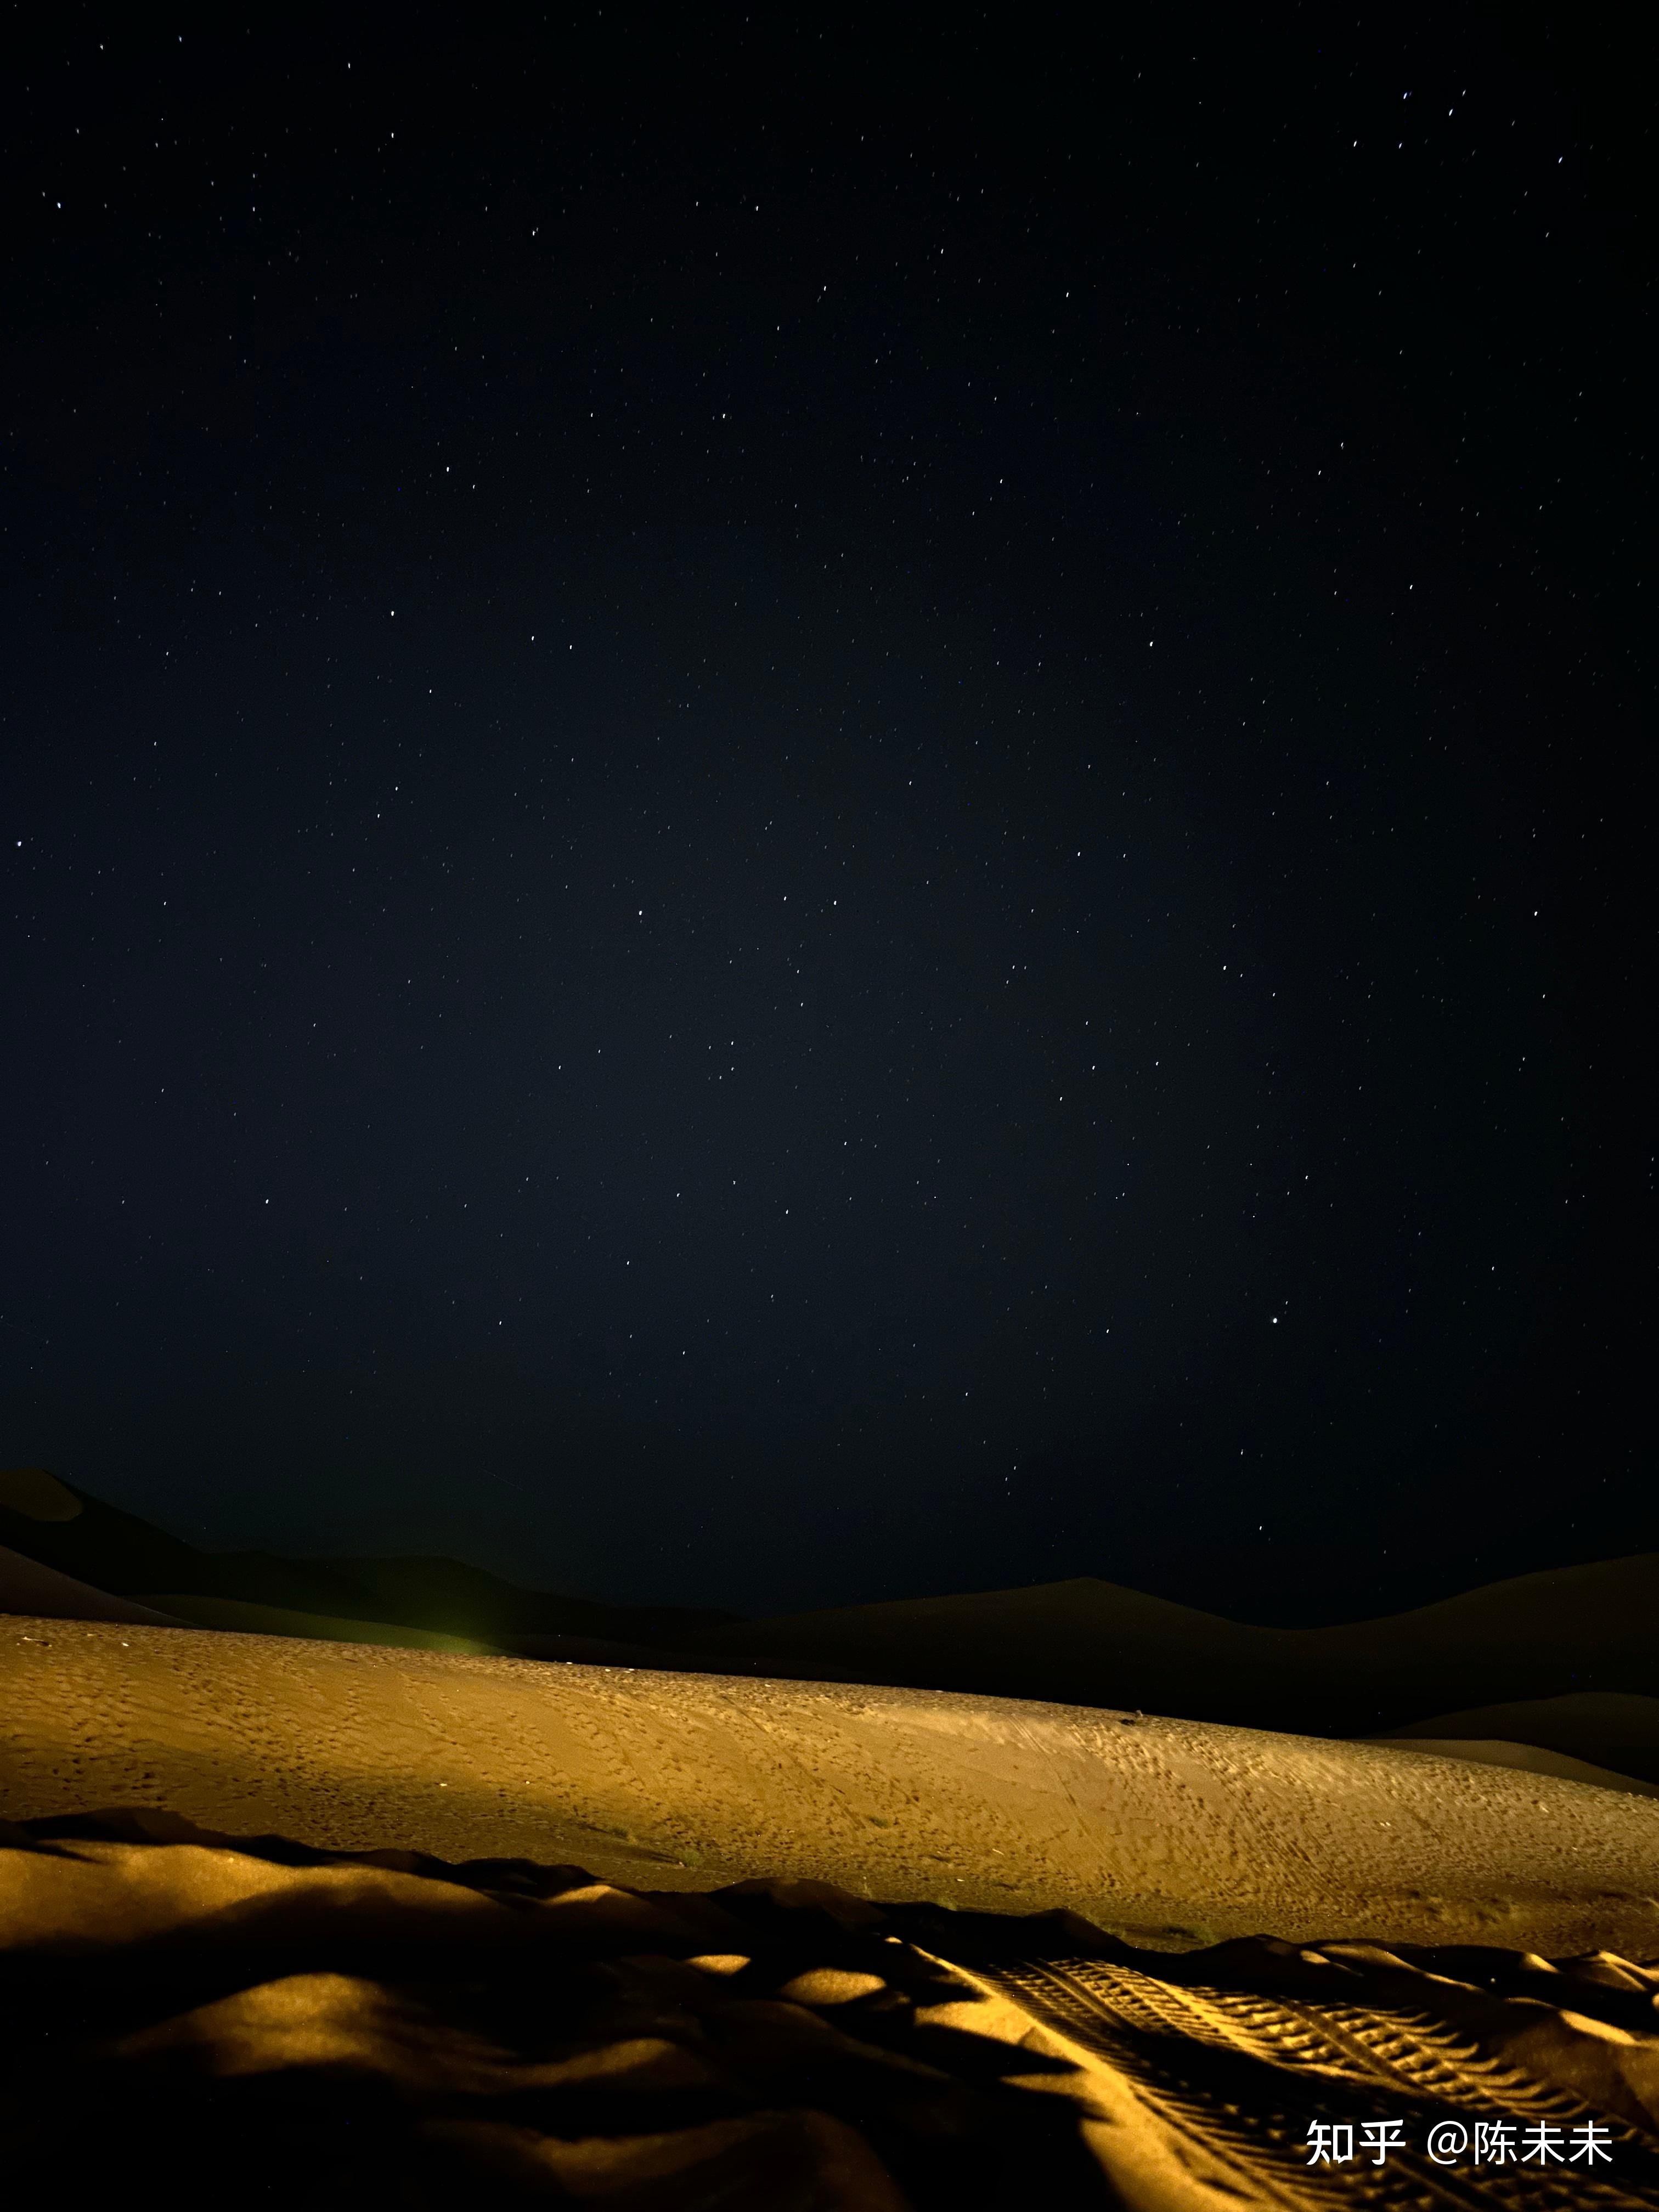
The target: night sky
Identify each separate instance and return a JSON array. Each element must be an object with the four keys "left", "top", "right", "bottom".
[{"left": 2, "top": 13, "right": 1647, "bottom": 1623}]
